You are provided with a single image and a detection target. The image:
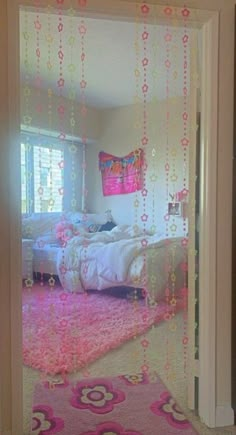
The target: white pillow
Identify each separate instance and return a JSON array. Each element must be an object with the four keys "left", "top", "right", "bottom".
[
  {"left": 63, "top": 212, "right": 84, "bottom": 224},
  {"left": 34, "top": 233, "right": 59, "bottom": 247},
  {"left": 64, "top": 211, "right": 108, "bottom": 225},
  {"left": 22, "top": 213, "right": 60, "bottom": 239}
]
